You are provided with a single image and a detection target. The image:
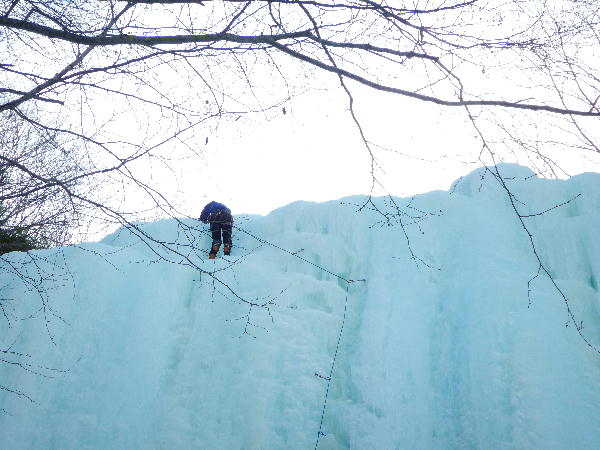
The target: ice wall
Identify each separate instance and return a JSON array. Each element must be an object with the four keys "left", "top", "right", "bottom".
[{"left": 1, "top": 164, "right": 600, "bottom": 449}]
